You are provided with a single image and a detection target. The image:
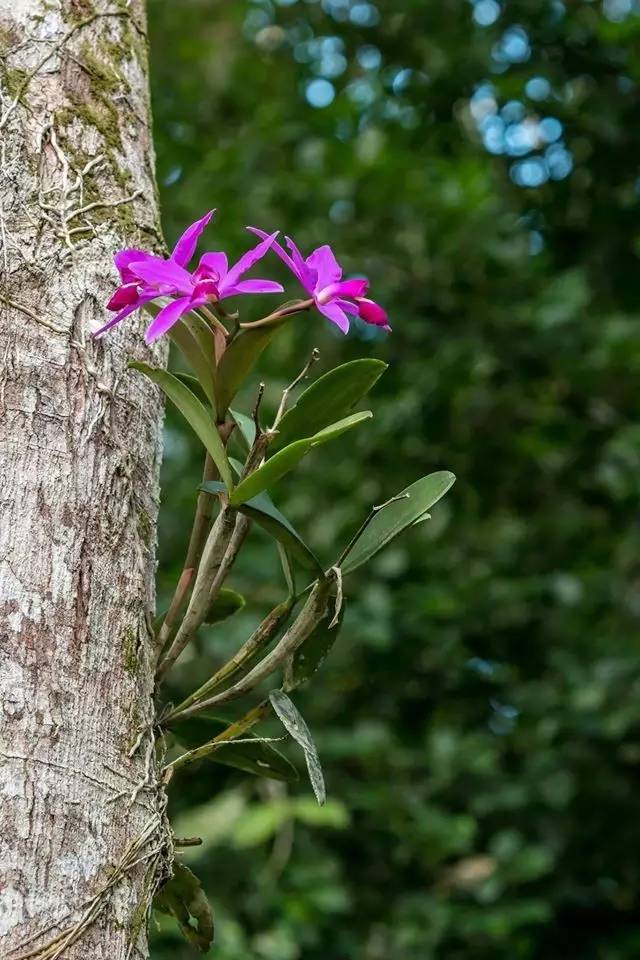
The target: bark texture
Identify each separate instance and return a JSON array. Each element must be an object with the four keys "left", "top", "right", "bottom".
[{"left": 0, "top": 2, "right": 167, "bottom": 957}]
